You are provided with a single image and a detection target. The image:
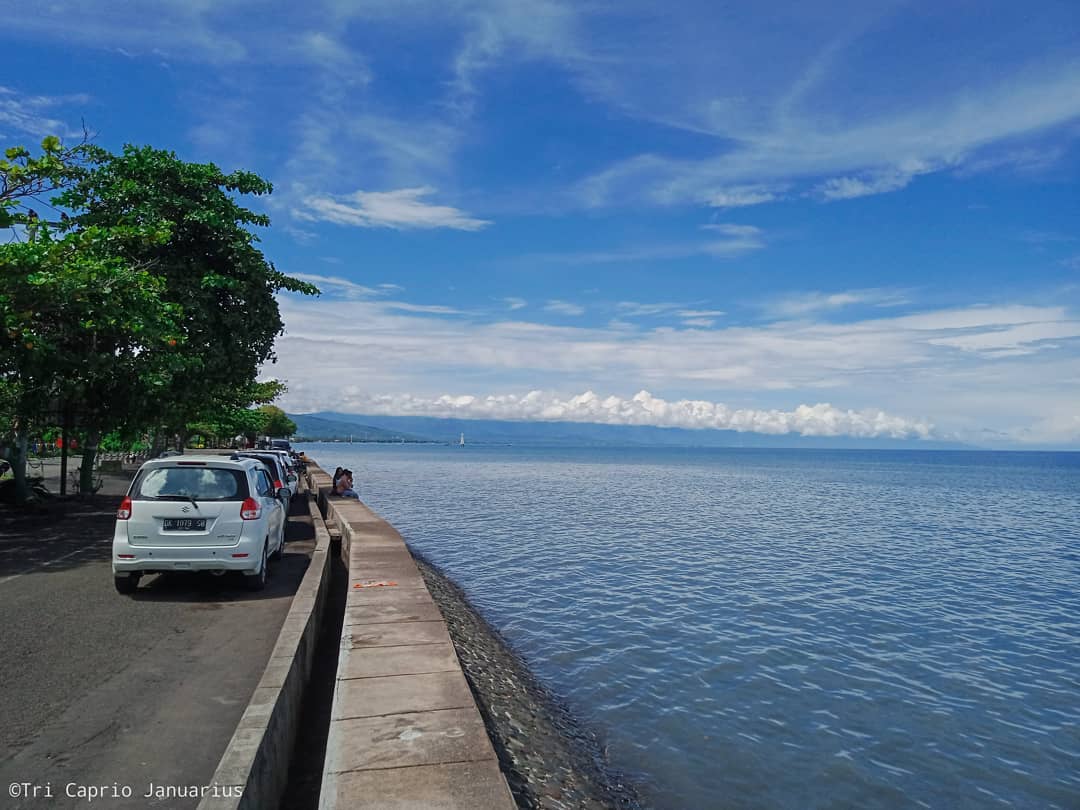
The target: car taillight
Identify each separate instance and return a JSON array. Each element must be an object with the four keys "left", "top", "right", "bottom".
[
  {"left": 117, "top": 497, "right": 133, "bottom": 520},
  {"left": 241, "top": 497, "right": 261, "bottom": 520},
  {"left": 273, "top": 480, "right": 283, "bottom": 491}
]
